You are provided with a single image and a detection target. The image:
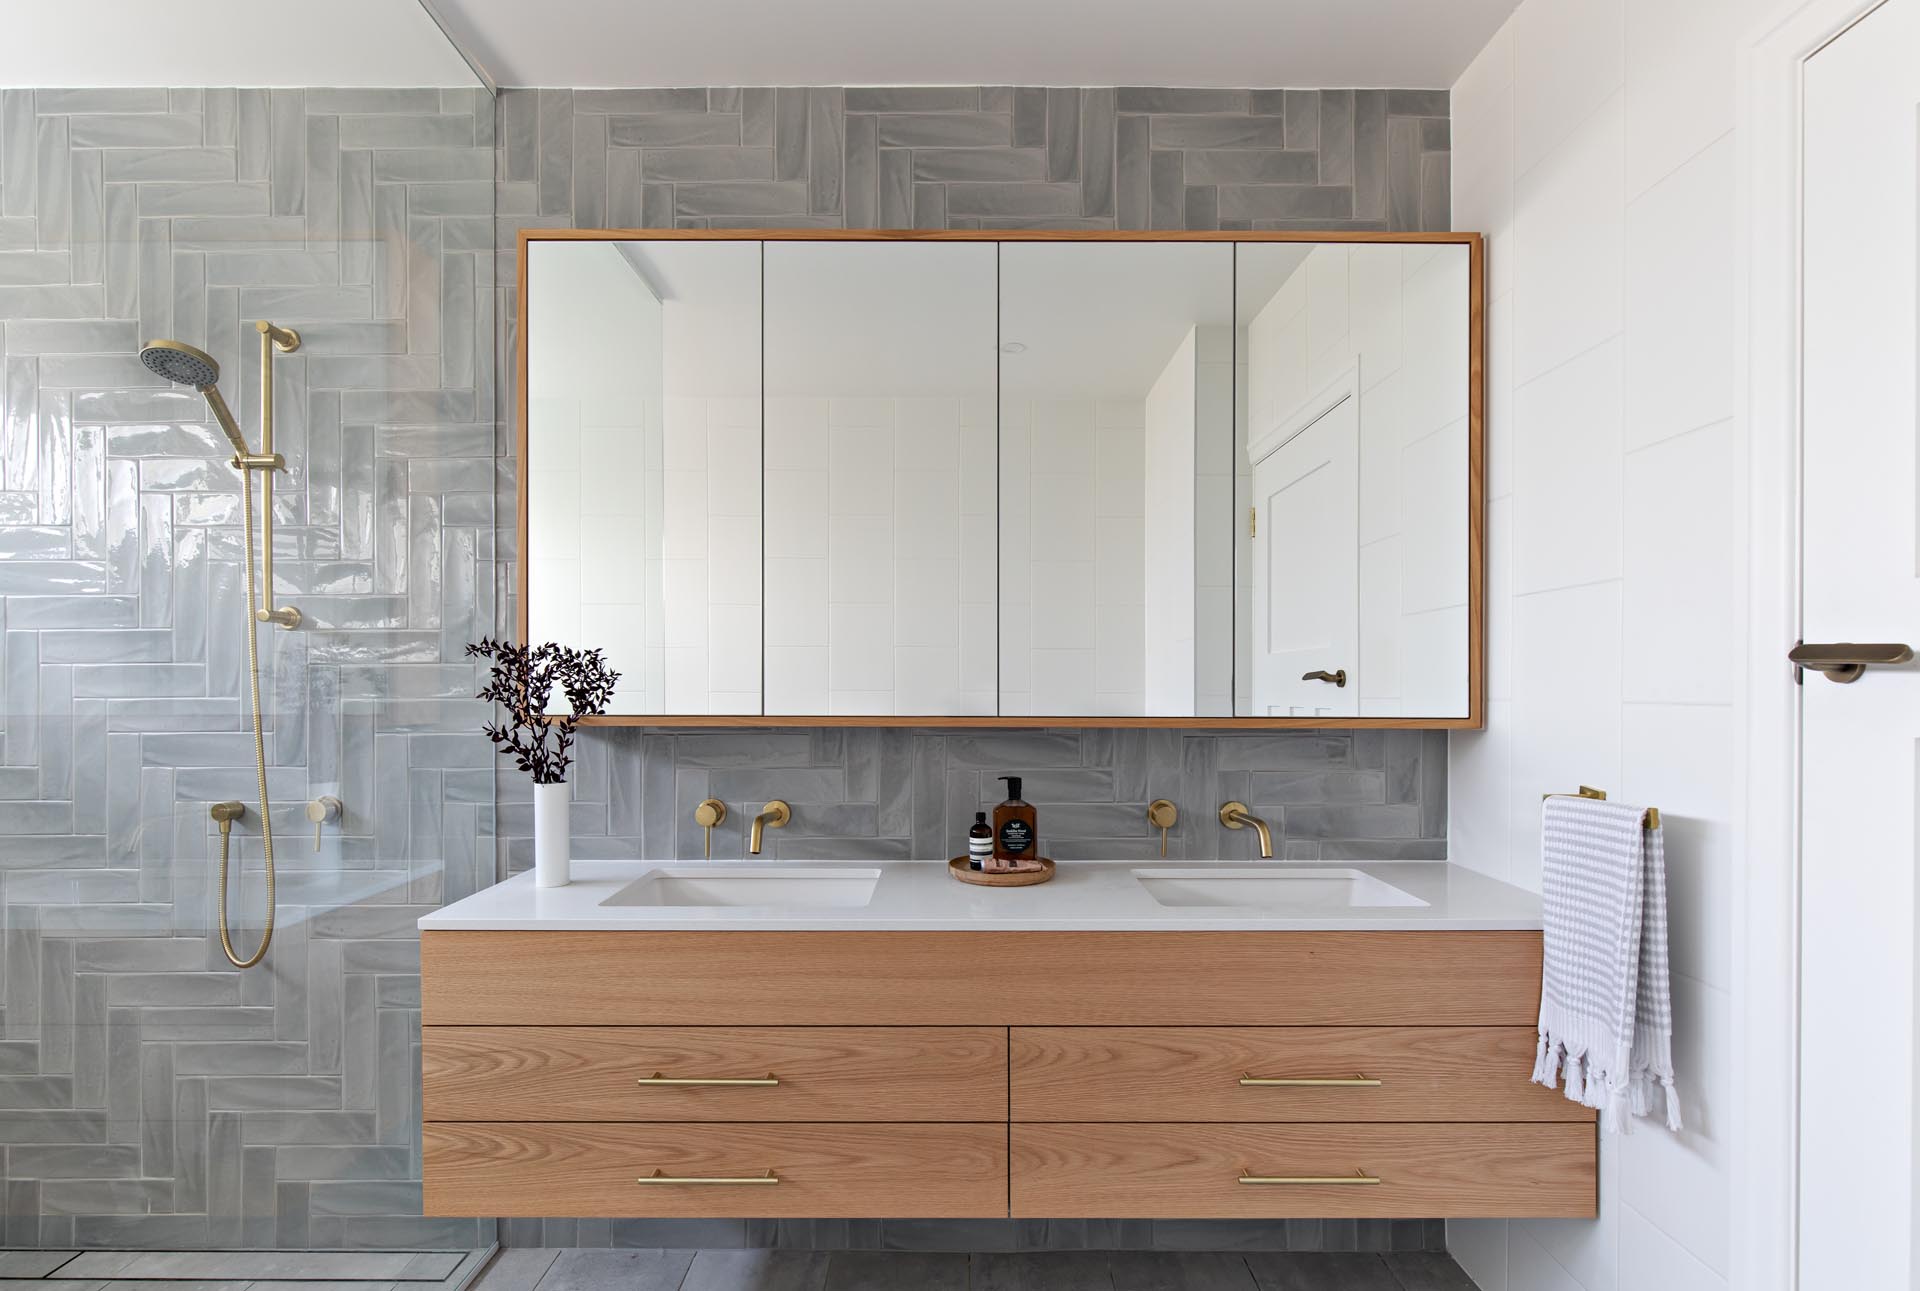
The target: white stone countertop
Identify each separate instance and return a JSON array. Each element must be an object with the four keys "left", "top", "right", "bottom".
[{"left": 418, "top": 859, "right": 1542, "bottom": 932}]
